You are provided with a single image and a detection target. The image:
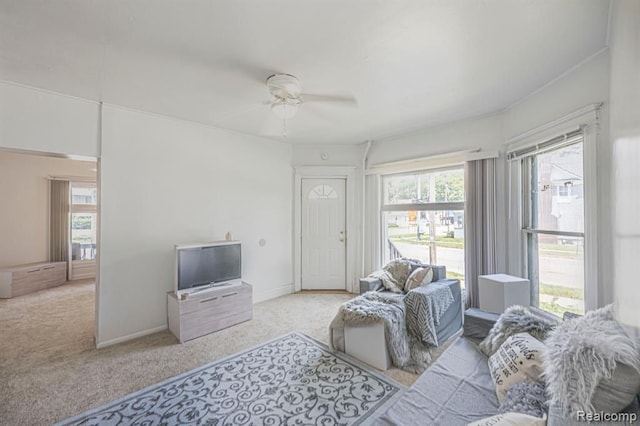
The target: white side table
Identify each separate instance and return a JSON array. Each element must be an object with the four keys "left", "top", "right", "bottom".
[
  {"left": 344, "top": 321, "right": 391, "bottom": 371},
  {"left": 478, "top": 274, "right": 530, "bottom": 314}
]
